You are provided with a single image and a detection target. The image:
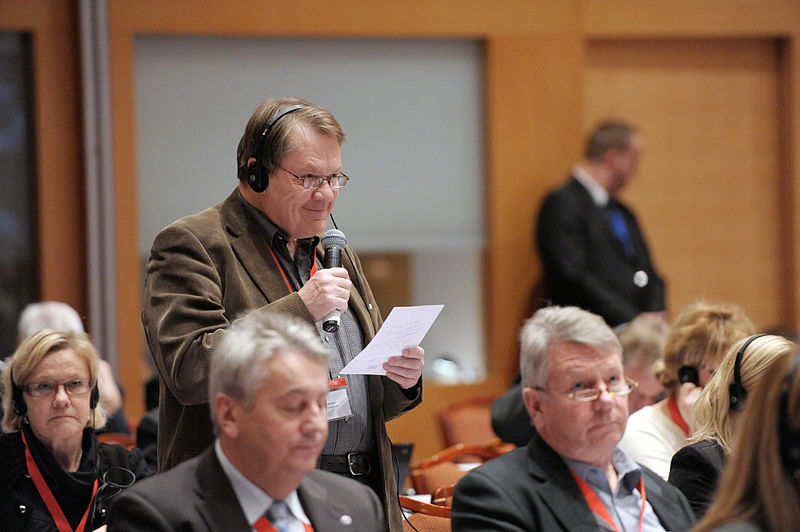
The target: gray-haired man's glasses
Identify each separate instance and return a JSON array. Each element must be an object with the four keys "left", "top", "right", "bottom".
[
  {"left": 280, "top": 166, "right": 349, "bottom": 190},
  {"left": 534, "top": 377, "right": 639, "bottom": 402}
]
